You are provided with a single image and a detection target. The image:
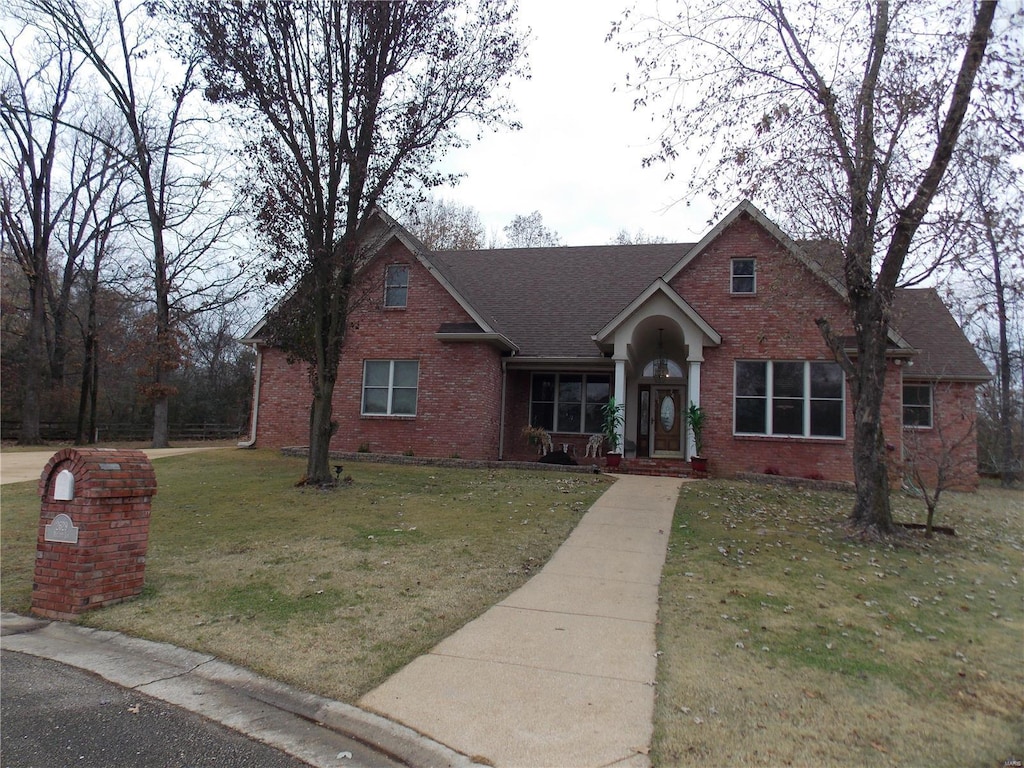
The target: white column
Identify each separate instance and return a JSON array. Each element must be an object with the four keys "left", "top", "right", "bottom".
[
  {"left": 687, "top": 359, "right": 701, "bottom": 458},
  {"left": 614, "top": 358, "right": 627, "bottom": 453}
]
